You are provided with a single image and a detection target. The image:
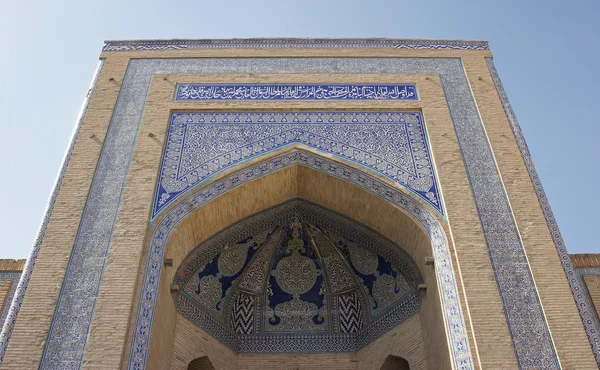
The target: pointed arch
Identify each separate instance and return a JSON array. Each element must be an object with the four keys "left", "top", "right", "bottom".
[
  {"left": 128, "top": 150, "right": 472, "bottom": 370},
  {"left": 187, "top": 356, "right": 214, "bottom": 370},
  {"left": 381, "top": 355, "right": 410, "bottom": 370}
]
